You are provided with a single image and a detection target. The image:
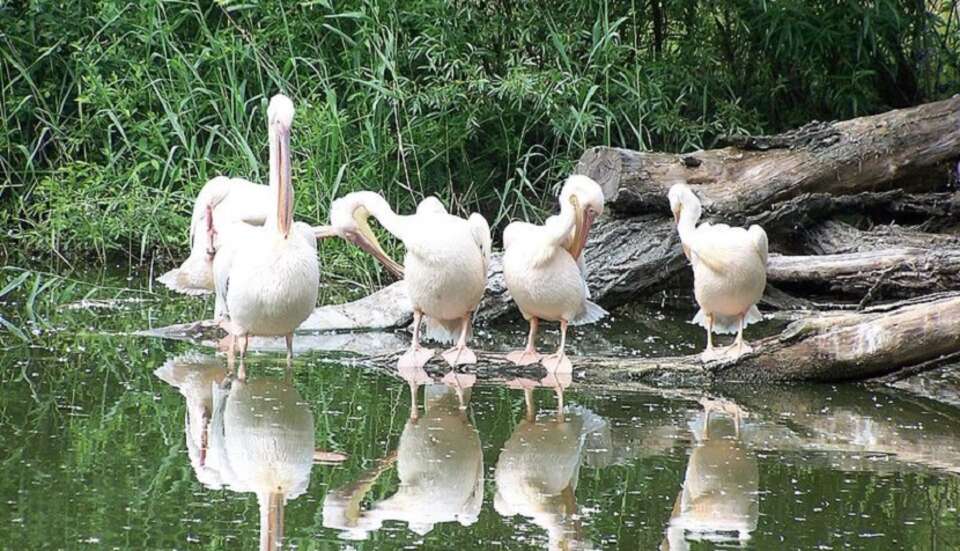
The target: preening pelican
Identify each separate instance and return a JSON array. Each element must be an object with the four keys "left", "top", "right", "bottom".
[
  {"left": 158, "top": 177, "right": 271, "bottom": 296},
  {"left": 322, "top": 377, "right": 483, "bottom": 539},
  {"left": 214, "top": 94, "right": 319, "bottom": 371},
  {"left": 503, "top": 175, "right": 608, "bottom": 373},
  {"left": 329, "top": 192, "right": 491, "bottom": 369},
  {"left": 667, "top": 184, "right": 768, "bottom": 360}
]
